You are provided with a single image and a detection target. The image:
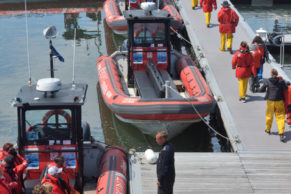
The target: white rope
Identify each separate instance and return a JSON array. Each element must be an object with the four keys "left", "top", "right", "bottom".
[
  {"left": 169, "top": 27, "right": 239, "bottom": 143},
  {"left": 24, "top": 0, "right": 31, "bottom": 85},
  {"left": 170, "top": 27, "right": 192, "bottom": 45},
  {"left": 164, "top": 85, "right": 238, "bottom": 143}
]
